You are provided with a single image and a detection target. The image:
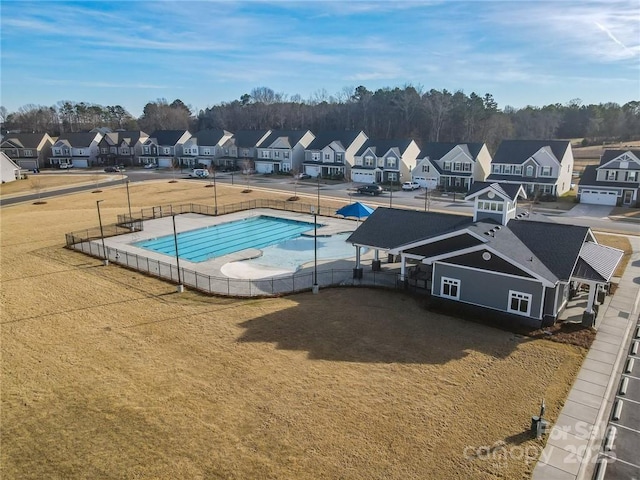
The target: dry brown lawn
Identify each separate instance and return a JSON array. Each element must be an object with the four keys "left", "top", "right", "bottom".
[
  {"left": 0, "top": 172, "right": 115, "bottom": 196},
  {"left": 2, "top": 179, "right": 588, "bottom": 479}
]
